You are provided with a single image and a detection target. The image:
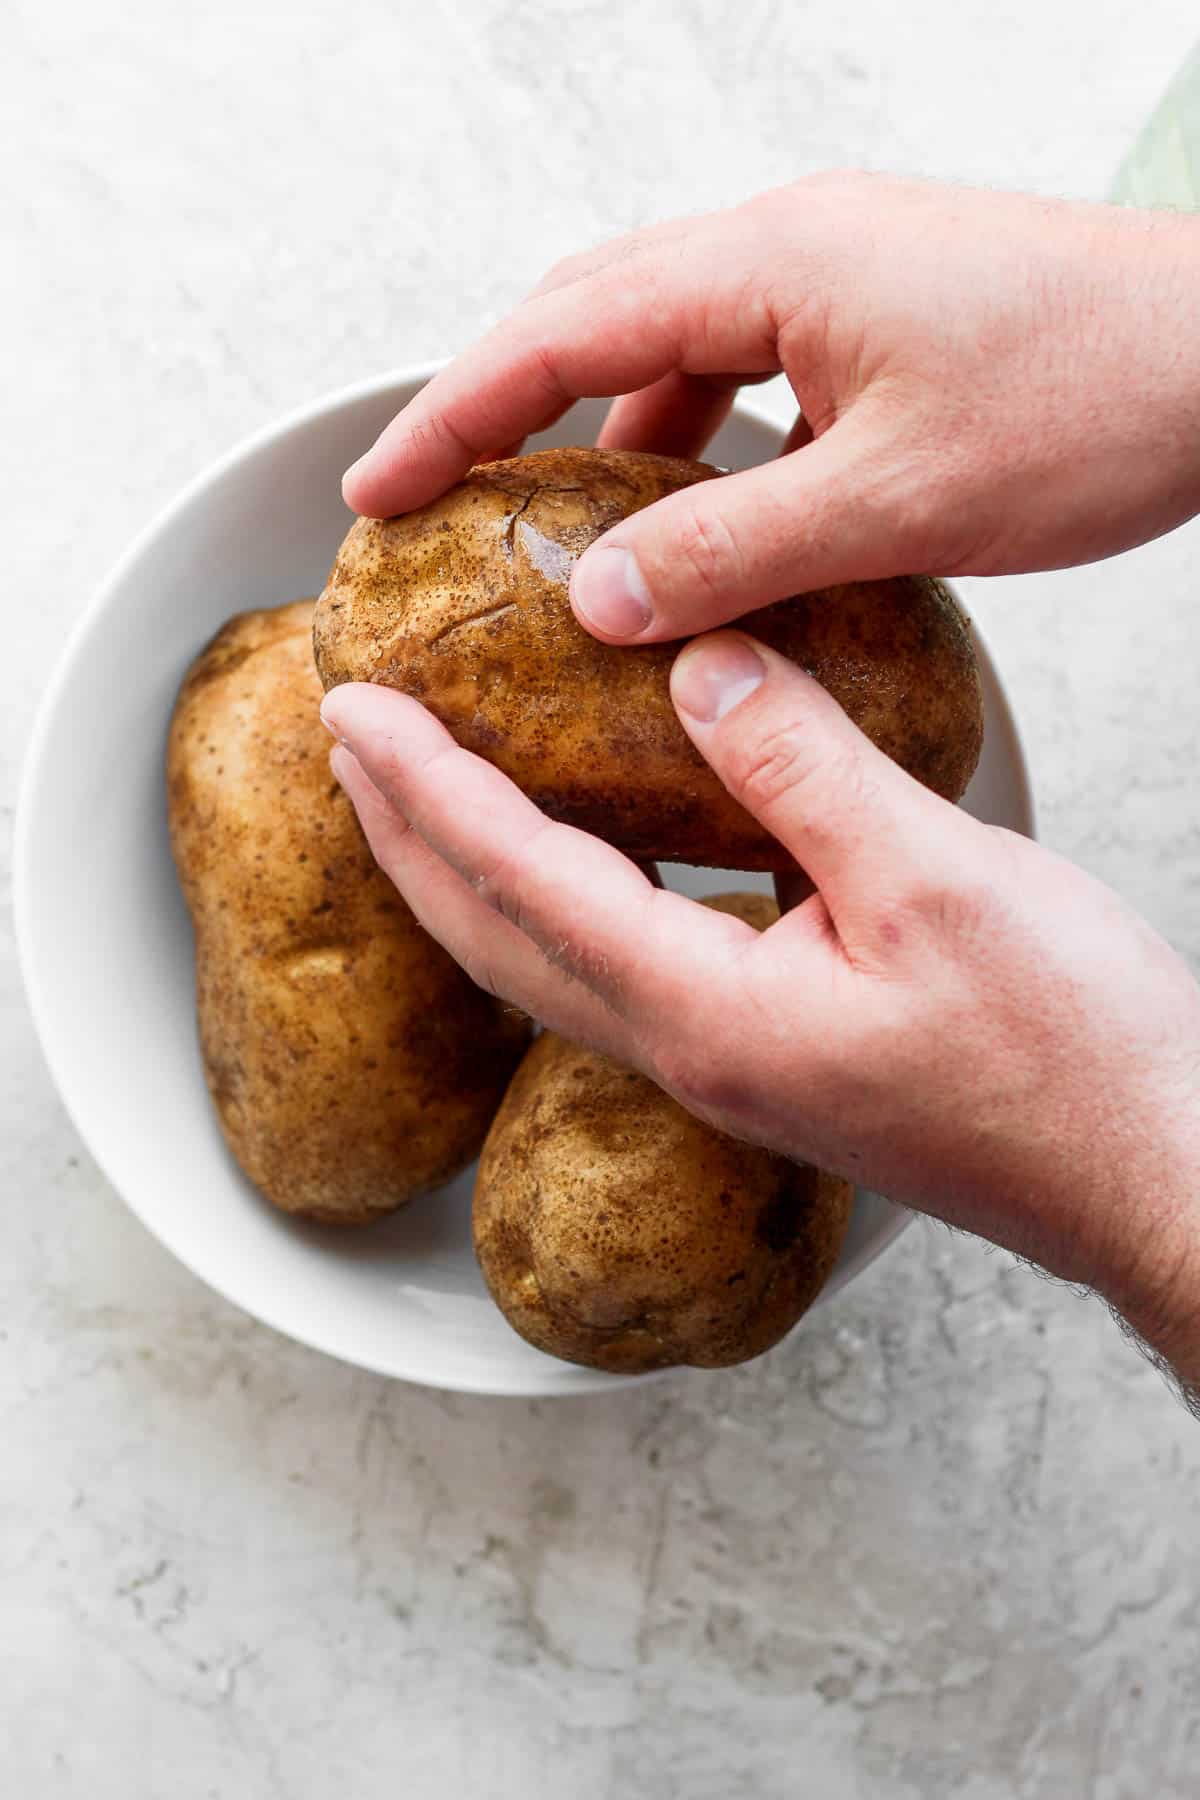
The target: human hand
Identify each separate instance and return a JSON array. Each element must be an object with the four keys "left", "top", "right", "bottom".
[
  {"left": 321, "top": 636, "right": 1200, "bottom": 1403},
  {"left": 343, "top": 175, "right": 1200, "bottom": 645}
]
